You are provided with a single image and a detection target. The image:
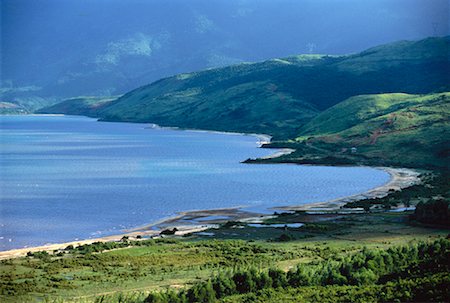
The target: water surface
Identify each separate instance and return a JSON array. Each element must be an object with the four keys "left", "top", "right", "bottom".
[{"left": 0, "top": 115, "right": 390, "bottom": 250}]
